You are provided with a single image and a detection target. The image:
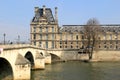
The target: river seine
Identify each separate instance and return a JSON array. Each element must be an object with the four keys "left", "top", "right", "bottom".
[{"left": 31, "top": 61, "right": 120, "bottom": 80}]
